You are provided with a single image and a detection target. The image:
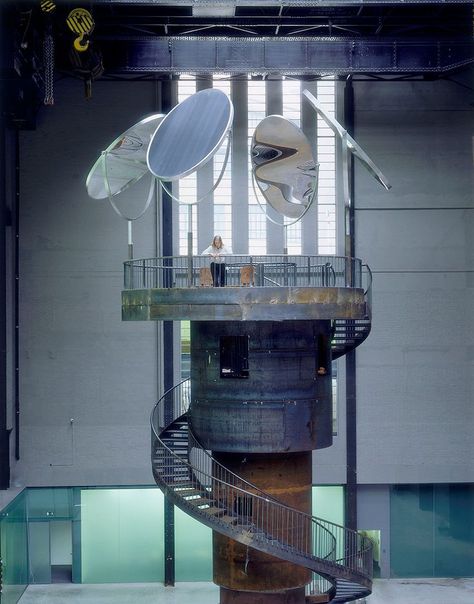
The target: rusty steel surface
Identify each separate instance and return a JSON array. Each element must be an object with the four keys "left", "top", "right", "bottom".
[
  {"left": 220, "top": 585, "right": 307, "bottom": 603},
  {"left": 122, "top": 286, "right": 366, "bottom": 322},
  {"left": 220, "top": 586, "right": 307, "bottom": 604},
  {"left": 189, "top": 321, "right": 333, "bottom": 452},
  {"left": 213, "top": 452, "right": 312, "bottom": 594}
]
